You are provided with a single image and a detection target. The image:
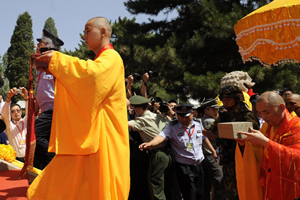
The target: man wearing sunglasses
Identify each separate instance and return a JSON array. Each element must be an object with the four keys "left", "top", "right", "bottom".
[
  {"left": 139, "top": 104, "right": 217, "bottom": 200},
  {"left": 2, "top": 87, "right": 28, "bottom": 162}
]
